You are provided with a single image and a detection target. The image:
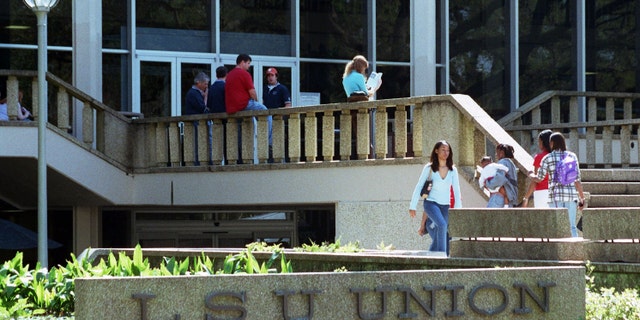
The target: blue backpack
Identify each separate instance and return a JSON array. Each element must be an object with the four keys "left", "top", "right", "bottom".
[{"left": 555, "top": 152, "right": 578, "bottom": 185}]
